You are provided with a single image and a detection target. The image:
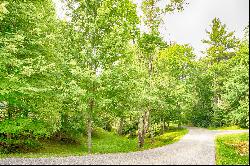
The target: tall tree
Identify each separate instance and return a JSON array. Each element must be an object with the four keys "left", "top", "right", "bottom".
[
  {"left": 157, "top": 44, "right": 196, "bottom": 127},
  {"left": 136, "top": 0, "right": 187, "bottom": 148},
  {"left": 202, "top": 18, "right": 240, "bottom": 63},
  {"left": 201, "top": 18, "right": 240, "bottom": 127},
  {"left": 0, "top": 0, "right": 63, "bottom": 149},
  {"left": 219, "top": 25, "right": 249, "bottom": 128},
  {"left": 62, "top": 0, "right": 139, "bottom": 153}
]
